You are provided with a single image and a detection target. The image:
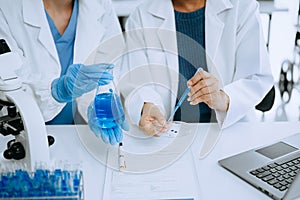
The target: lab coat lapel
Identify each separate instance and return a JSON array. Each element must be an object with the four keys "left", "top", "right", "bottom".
[
  {"left": 147, "top": 0, "right": 178, "bottom": 73},
  {"left": 22, "top": 0, "right": 59, "bottom": 66},
  {"left": 74, "top": 0, "right": 106, "bottom": 63},
  {"left": 147, "top": 0, "right": 179, "bottom": 111},
  {"left": 205, "top": 0, "right": 233, "bottom": 62}
]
